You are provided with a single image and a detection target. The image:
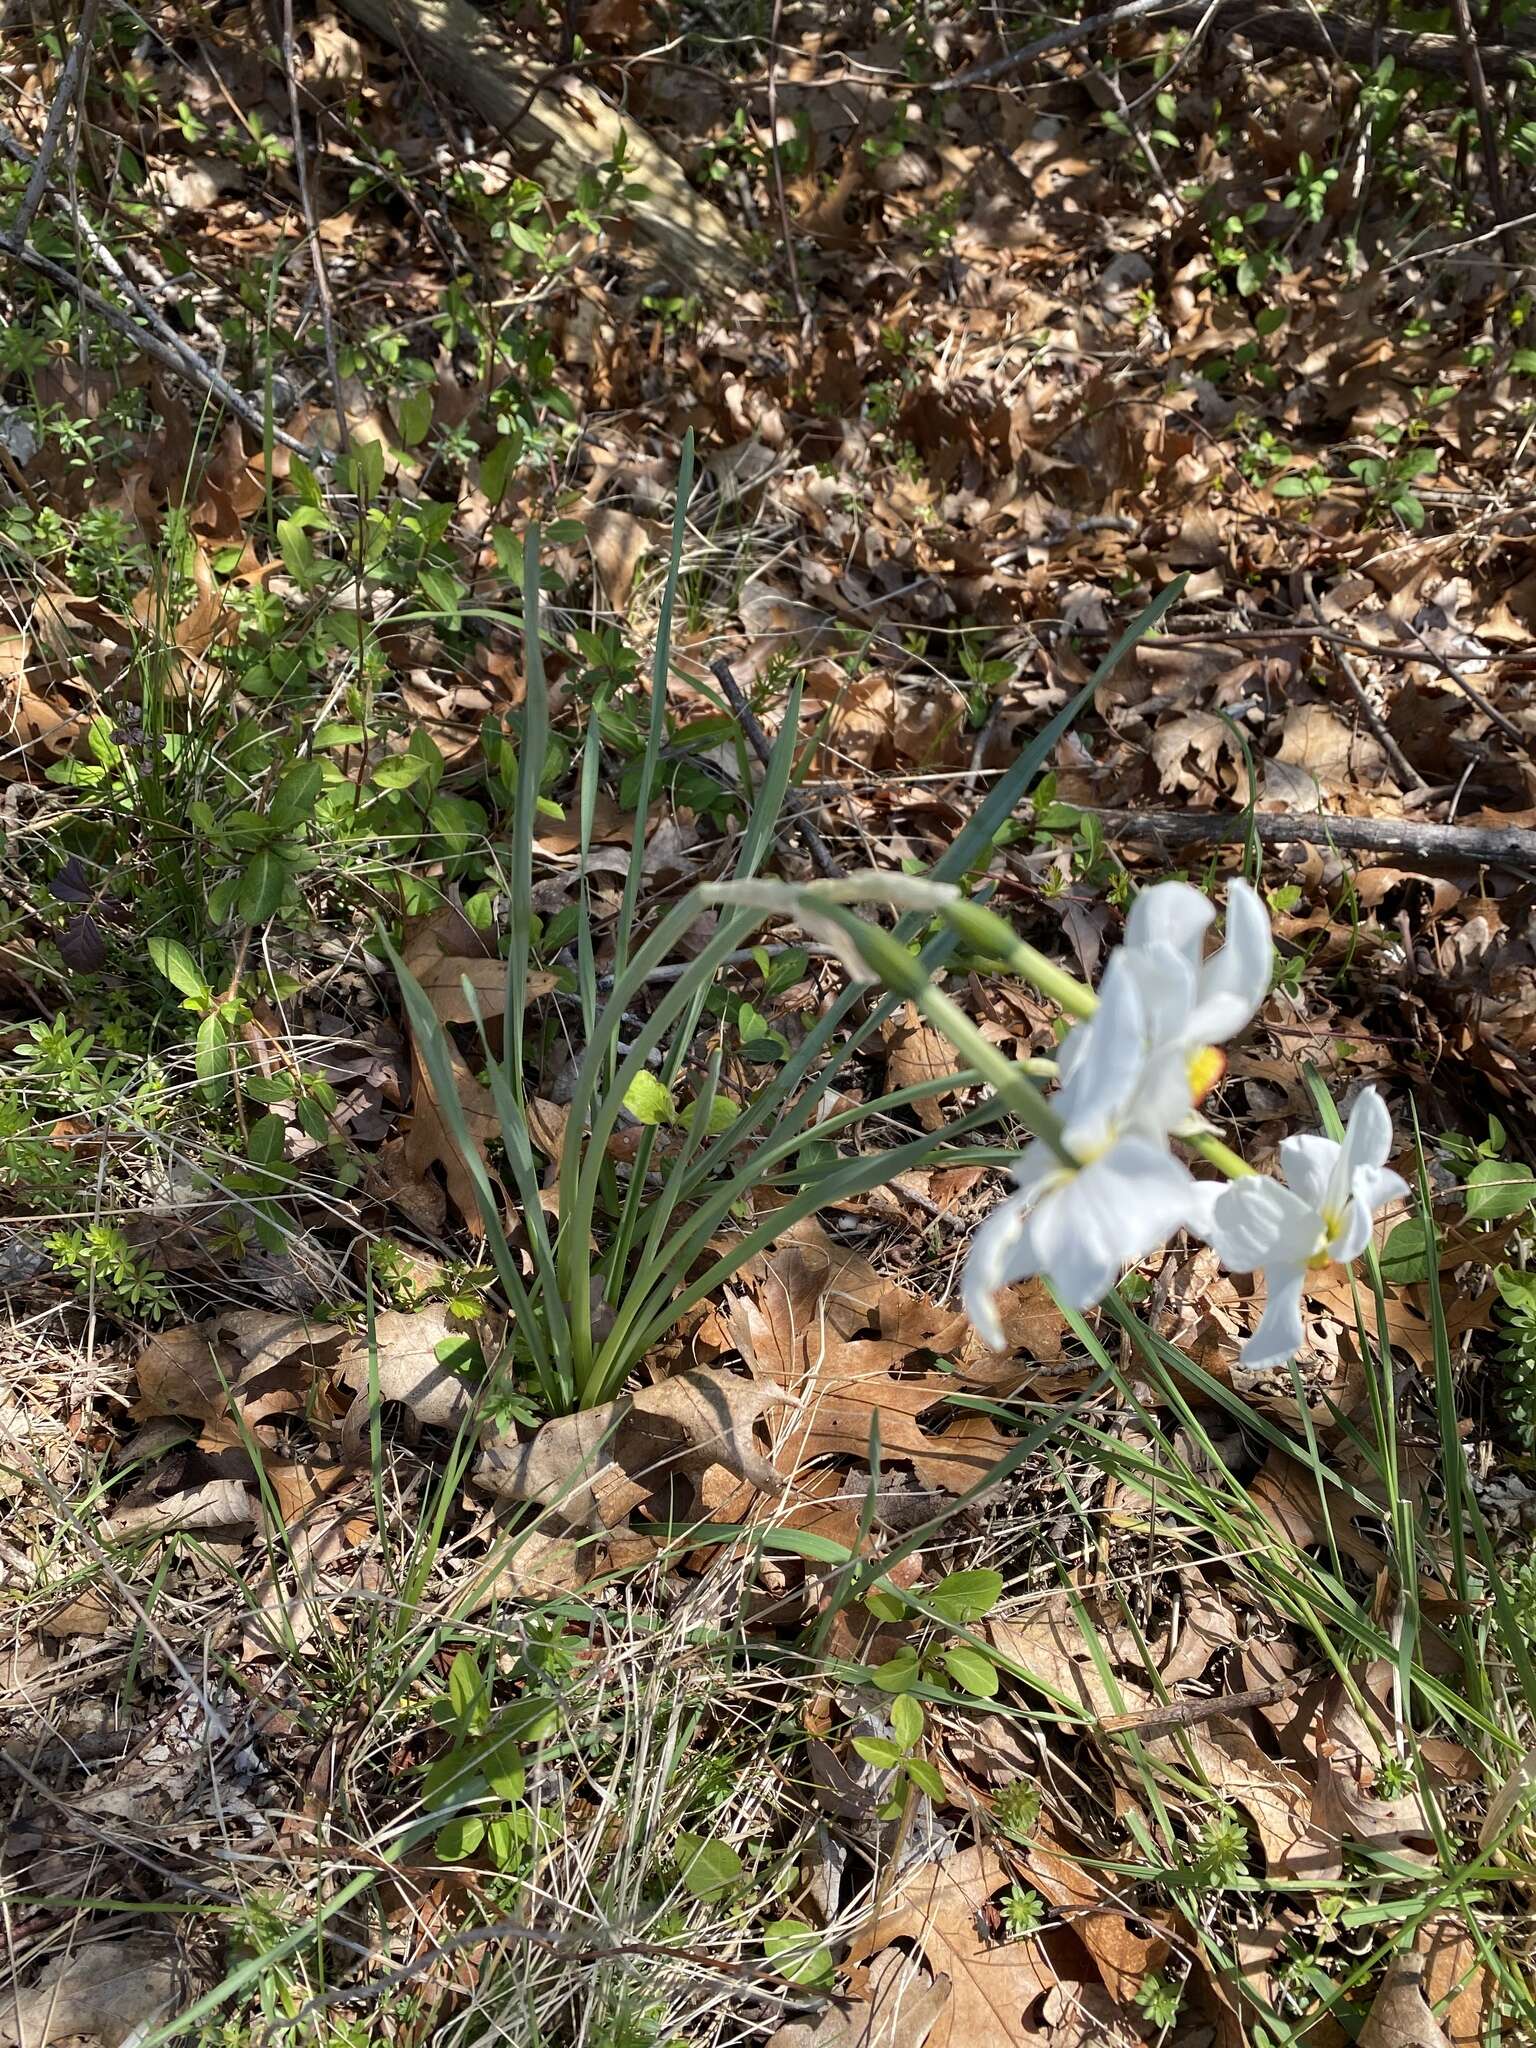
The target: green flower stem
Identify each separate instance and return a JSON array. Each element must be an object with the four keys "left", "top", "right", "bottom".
[
  {"left": 1181, "top": 1127, "right": 1254, "bottom": 1180},
  {"left": 815, "top": 906, "right": 1071, "bottom": 1161},
  {"left": 938, "top": 898, "right": 1097, "bottom": 1020}
]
